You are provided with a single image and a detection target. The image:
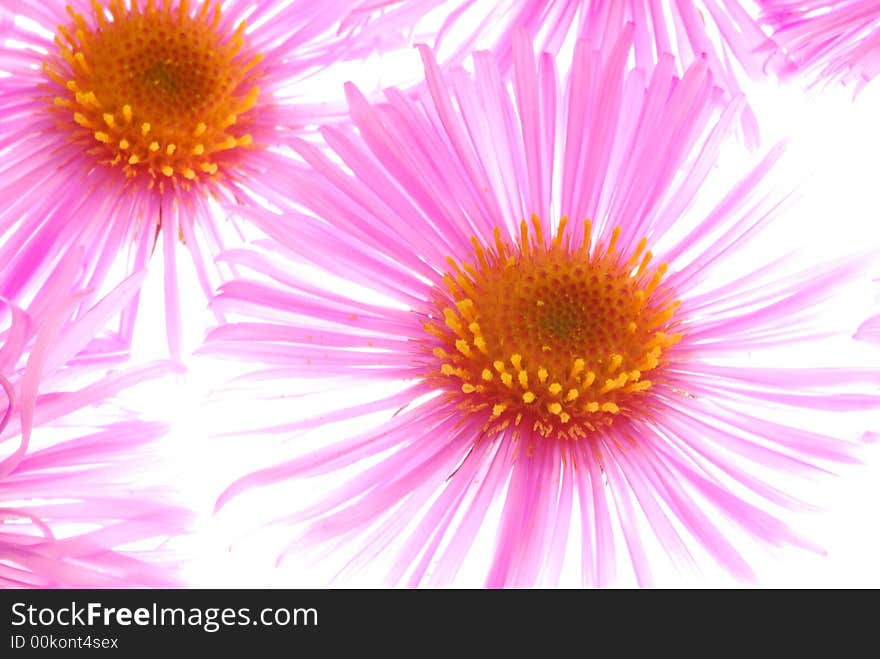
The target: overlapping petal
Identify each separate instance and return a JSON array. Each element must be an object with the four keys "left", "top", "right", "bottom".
[
  {"left": 760, "top": 0, "right": 880, "bottom": 89},
  {"left": 1, "top": 250, "right": 192, "bottom": 587}
]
